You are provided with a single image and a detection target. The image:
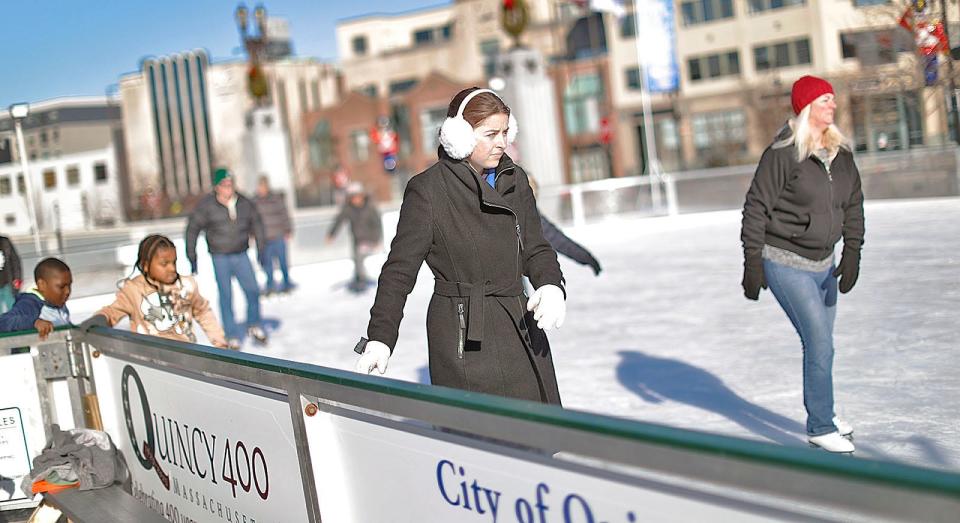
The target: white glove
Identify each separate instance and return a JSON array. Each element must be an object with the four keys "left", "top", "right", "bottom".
[
  {"left": 526, "top": 284, "right": 566, "bottom": 330},
  {"left": 355, "top": 340, "right": 391, "bottom": 375}
]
